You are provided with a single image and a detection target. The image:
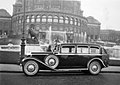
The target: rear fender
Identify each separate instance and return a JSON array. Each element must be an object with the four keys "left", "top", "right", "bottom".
[
  {"left": 21, "top": 57, "right": 56, "bottom": 71},
  {"left": 87, "top": 58, "right": 106, "bottom": 68}
]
